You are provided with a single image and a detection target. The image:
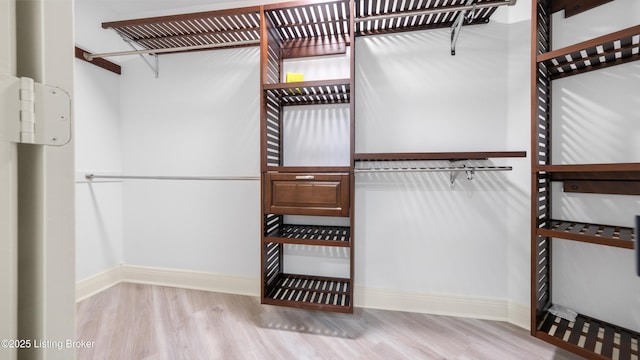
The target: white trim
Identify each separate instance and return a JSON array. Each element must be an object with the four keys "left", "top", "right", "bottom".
[
  {"left": 507, "top": 302, "right": 530, "bottom": 330},
  {"left": 75, "top": 266, "right": 530, "bottom": 331},
  {"left": 122, "top": 265, "right": 260, "bottom": 297},
  {"left": 75, "top": 265, "right": 123, "bottom": 302},
  {"left": 354, "top": 286, "right": 509, "bottom": 321}
]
